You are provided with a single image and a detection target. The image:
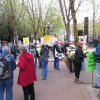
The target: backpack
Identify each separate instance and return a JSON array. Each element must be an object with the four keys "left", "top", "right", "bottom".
[
  {"left": 41, "top": 48, "right": 49, "bottom": 61},
  {"left": 0, "top": 54, "right": 11, "bottom": 79}
]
